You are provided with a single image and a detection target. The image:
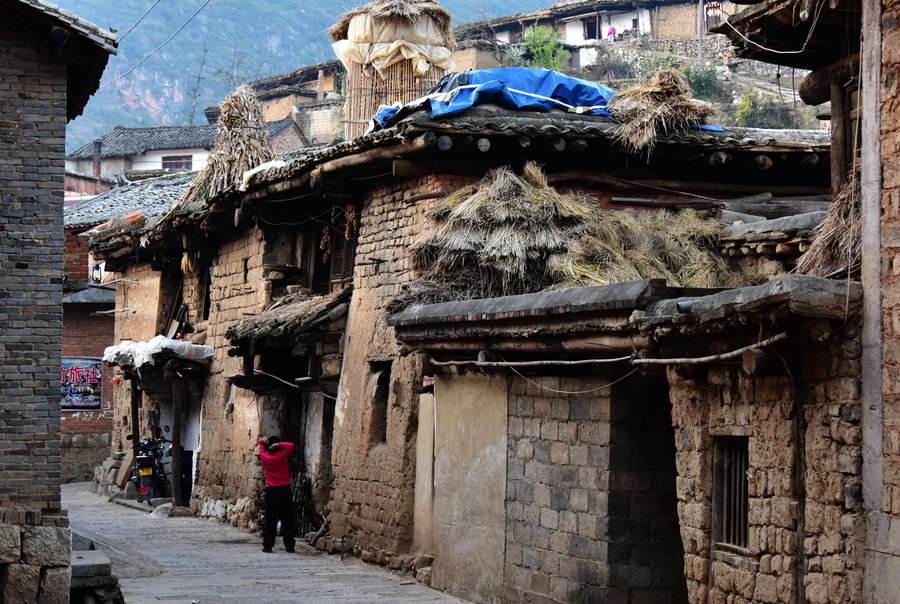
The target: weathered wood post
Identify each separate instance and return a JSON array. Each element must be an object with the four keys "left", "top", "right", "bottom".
[
  {"left": 170, "top": 380, "right": 187, "bottom": 507},
  {"left": 129, "top": 374, "right": 140, "bottom": 460}
]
